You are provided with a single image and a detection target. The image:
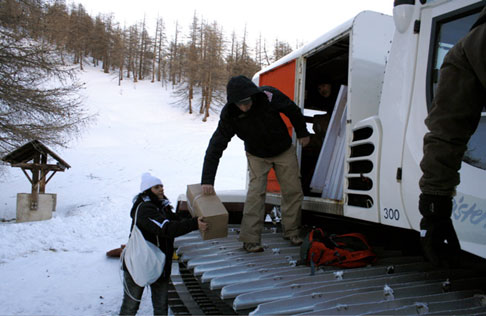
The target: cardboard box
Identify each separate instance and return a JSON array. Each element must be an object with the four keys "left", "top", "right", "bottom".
[{"left": 186, "top": 184, "right": 228, "bottom": 240}]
